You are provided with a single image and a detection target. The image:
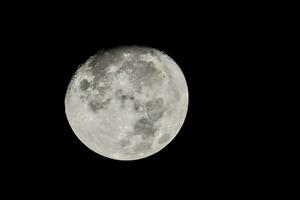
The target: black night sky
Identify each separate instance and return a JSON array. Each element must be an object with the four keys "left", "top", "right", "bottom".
[{"left": 2, "top": 2, "right": 274, "bottom": 197}]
